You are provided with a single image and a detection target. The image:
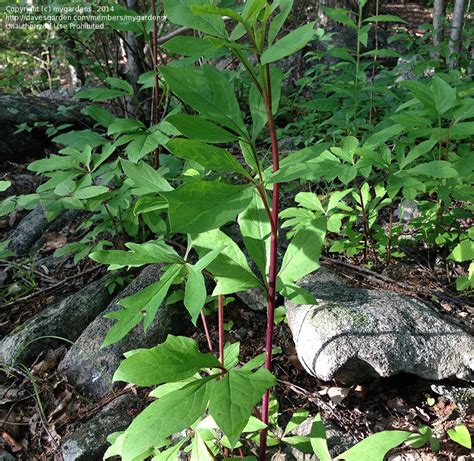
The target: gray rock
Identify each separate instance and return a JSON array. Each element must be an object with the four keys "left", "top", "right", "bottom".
[
  {"left": 237, "top": 287, "right": 267, "bottom": 312},
  {"left": 0, "top": 270, "right": 8, "bottom": 287},
  {"left": 61, "top": 393, "right": 140, "bottom": 461},
  {"left": 30, "top": 209, "right": 80, "bottom": 253},
  {"left": 7, "top": 207, "right": 48, "bottom": 255},
  {"left": 58, "top": 265, "right": 190, "bottom": 399},
  {"left": 0, "top": 451, "right": 15, "bottom": 461},
  {"left": 0, "top": 276, "right": 112, "bottom": 365},
  {"left": 6, "top": 207, "right": 79, "bottom": 256},
  {"left": 286, "top": 269, "right": 474, "bottom": 384}
]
